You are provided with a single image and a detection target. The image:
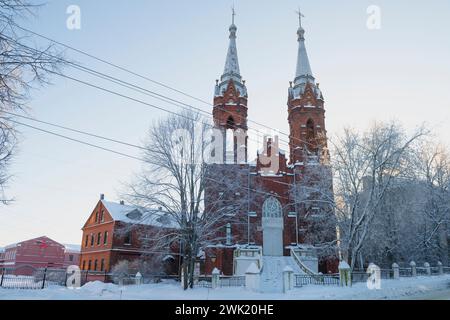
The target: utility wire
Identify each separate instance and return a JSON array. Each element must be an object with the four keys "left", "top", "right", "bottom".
[
  {"left": 3, "top": 112, "right": 306, "bottom": 194},
  {"left": 8, "top": 118, "right": 292, "bottom": 201},
  {"left": 2, "top": 110, "right": 147, "bottom": 150},
  {"left": 13, "top": 25, "right": 306, "bottom": 146},
  {"left": 2, "top": 34, "right": 292, "bottom": 149},
  {"left": 7, "top": 118, "right": 145, "bottom": 162}
]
